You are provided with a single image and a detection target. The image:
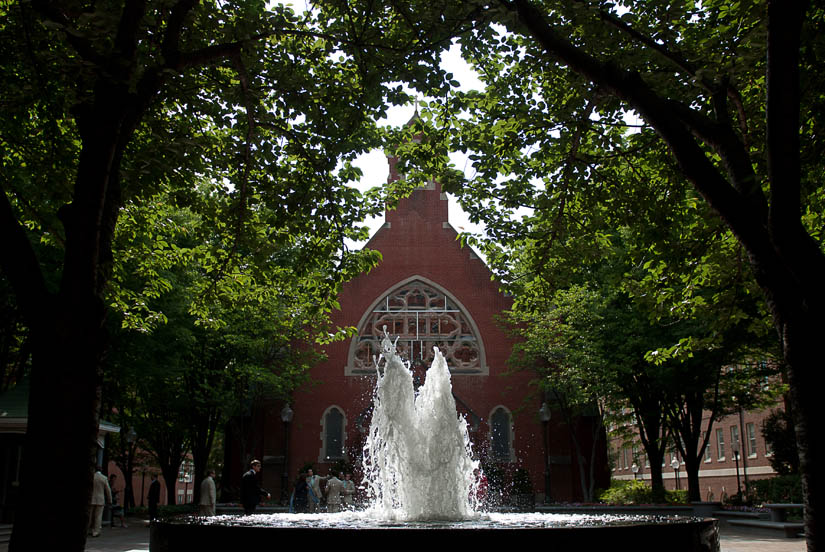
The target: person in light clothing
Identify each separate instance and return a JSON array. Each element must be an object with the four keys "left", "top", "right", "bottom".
[
  {"left": 199, "top": 470, "right": 216, "bottom": 516},
  {"left": 324, "top": 472, "right": 345, "bottom": 513},
  {"left": 305, "top": 468, "right": 328, "bottom": 513},
  {"left": 89, "top": 467, "right": 111, "bottom": 537}
]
